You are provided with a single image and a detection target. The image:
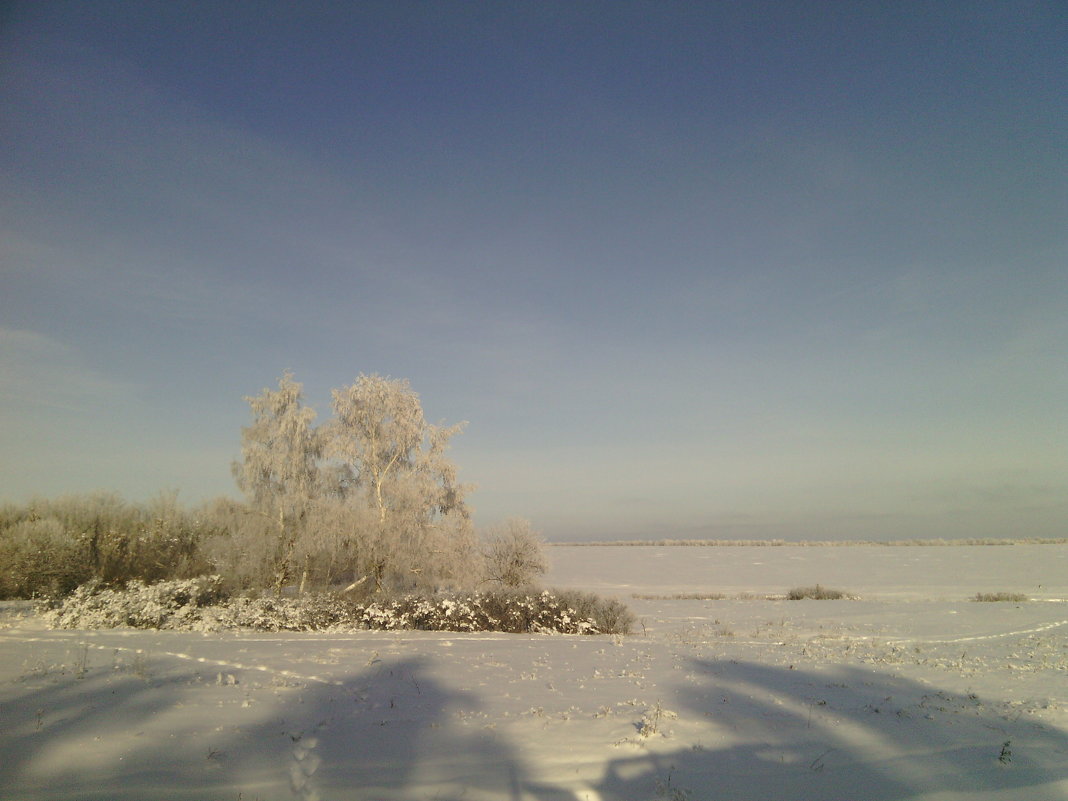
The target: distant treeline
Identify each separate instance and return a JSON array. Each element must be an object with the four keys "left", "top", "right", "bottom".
[{"left": 553, "top": 537, "right": 1068, "bottom": 547}]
